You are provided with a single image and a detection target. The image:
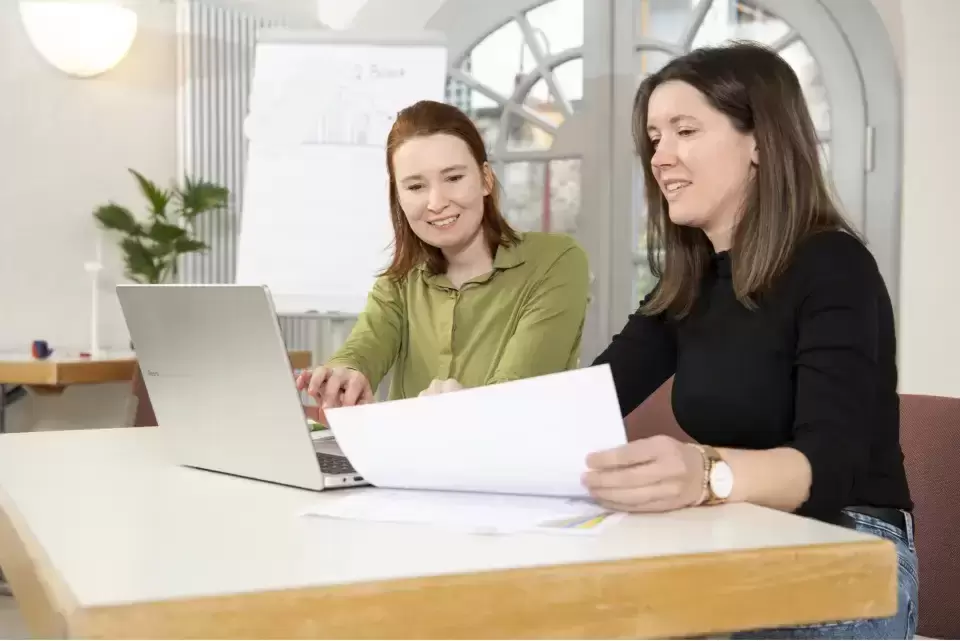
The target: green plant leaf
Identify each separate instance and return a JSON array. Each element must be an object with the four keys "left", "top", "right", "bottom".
[
  {"left": 178, "top": 176, "right": 229, "bottom": 218},
  {"left": 121, "top": 238, "right": 160, "bottom": 283},
  {"left": 129, "top": 169, "right": 171, "bottom": 219},
  {"left": 147, "top": 221, "right": 186, "bottom": 243},
  {"left": 147, "top": 242, "right": 175, "bottom": 258},
  {"left": 93, "top": 204, "right": 141, "bottom": 234},
  {"left": 173, "top": 238, "right": 209, "bottom": 253}
]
